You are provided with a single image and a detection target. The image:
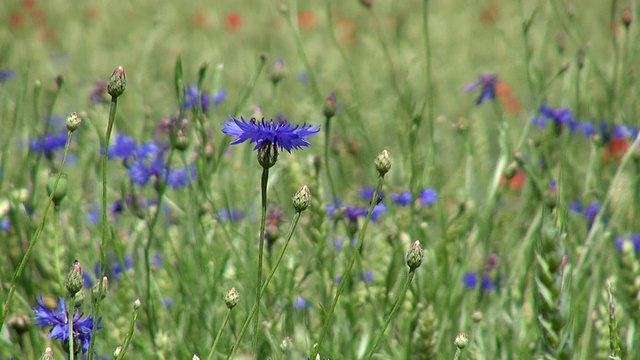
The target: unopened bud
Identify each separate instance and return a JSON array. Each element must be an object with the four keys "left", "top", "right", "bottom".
[
  {"left": 113, "top": 346, "right": 122, "bottom": 358},
  {"left": 280, "top": 336, "right": 292, "bottom": 352},
  {"left": 134, "top": 298, "right": 142, "bottom": 310},
  {"left": 46, "top": 173, "right": 68, "bottom": 206},
  {"left": 257, "top": 143, "right": 278, "bottom": 169},
  {"left": 192, "top": 355, "right": 201, "bottom": 360},
  {"left": 292, "top": 185, "right": 311, "bottom": 212},
  {"left": 406, "top": 240, "right": 424, "bottom": 271},
  {"left": 224, "top": 287, "right": 239, "bottom": 309},
  {"left": 454, "top": 332, "right": 468, "bottom": 349},
  {"left": 66, "top": 112, "right": 82, "bottom": 132},
  {"left": 374, "top": 149, "right": 391, "bottom": 176},
  {"left": 39, "top": 347, "right": 55, "bottom": 360},
  {"left": 174, "top": 133, "right": 189, "bottom": 151},
  {"left": 623, "top": 7, "right": 632, "bottom": 30},
  {"left": 323, "top": 93, "right": 337, "bottom": 118},
  {"left": 107, "top": 66, "right": 127, "bottom": 98},
  {"left": 271, "top": 59, "right": 286, "bottom": 85},
  {"left": 65, "top": 260, "right": 83, "bottom": 296}
]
